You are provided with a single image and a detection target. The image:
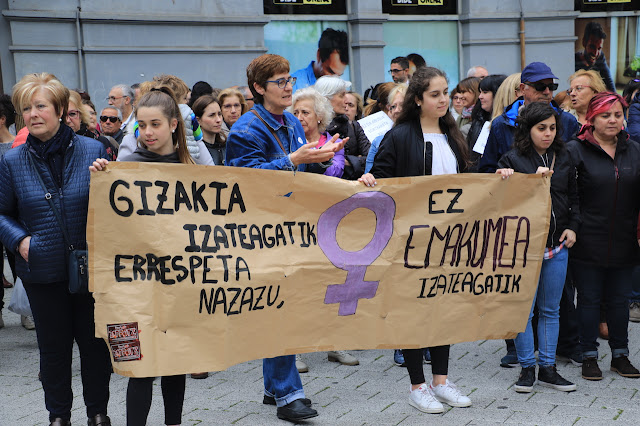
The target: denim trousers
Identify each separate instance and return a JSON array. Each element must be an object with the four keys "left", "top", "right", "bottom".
[
  {"left": 573, "top": 262, "right": 633, "bottom": 358},
  {"left": 515, "top": 247, "right": 568, "bottom": 368},
  {"left": 263, "top": 355, "right": 305, "bottom": 407},
  {"left": 23, "top": 280, "right": 112, "bottom": 422}
]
